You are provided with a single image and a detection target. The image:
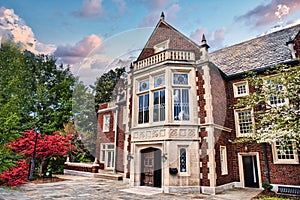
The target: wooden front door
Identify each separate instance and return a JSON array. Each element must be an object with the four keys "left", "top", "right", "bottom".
[
  {"left": 141, "top": 148, "right": 161, "bottom": 187},
  {"left": 243, "top": 156, "right": 259, "bottom": 188}
]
